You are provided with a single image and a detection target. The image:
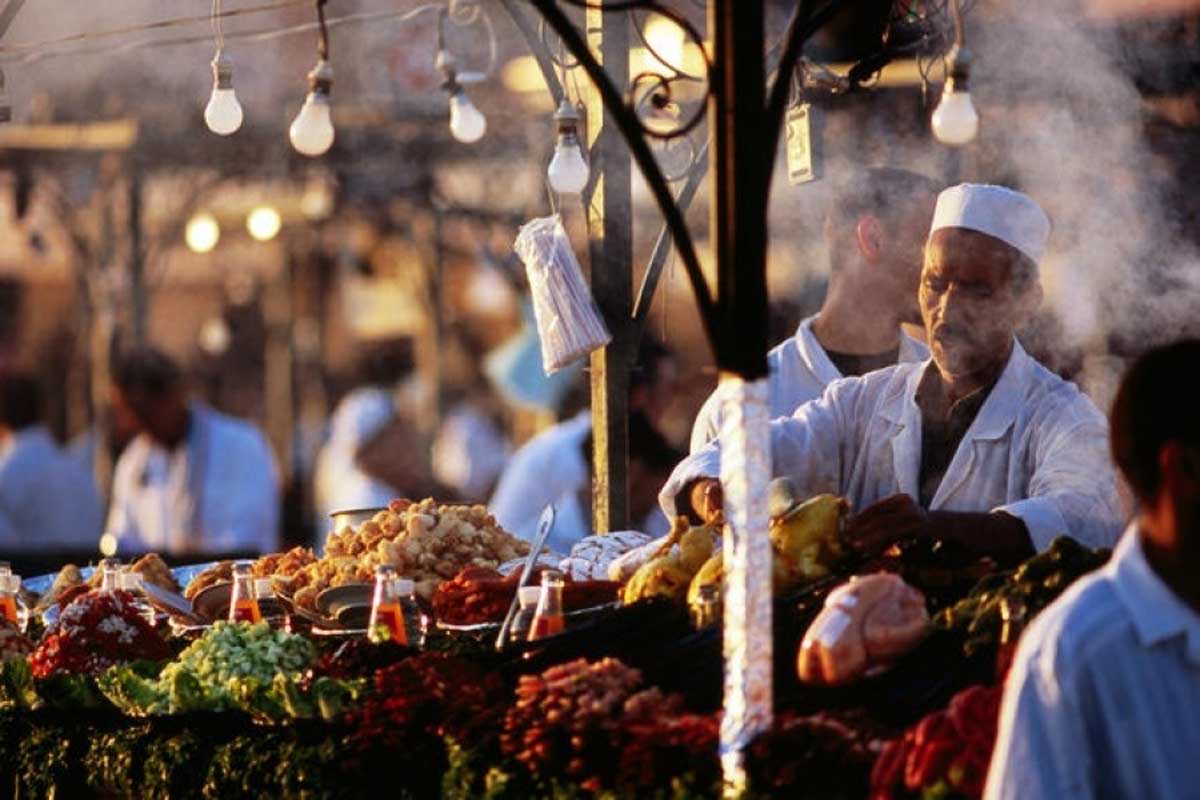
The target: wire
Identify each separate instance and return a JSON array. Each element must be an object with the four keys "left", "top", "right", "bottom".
[
  {"left": 5, "top": 4, "right": 448, "bottom": 67},
  {"left": 211, "top": 0, "right": 224, "bottom": 56},
  {"left": 0, "top": 0, "right": 308, "bottom": 58}
]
